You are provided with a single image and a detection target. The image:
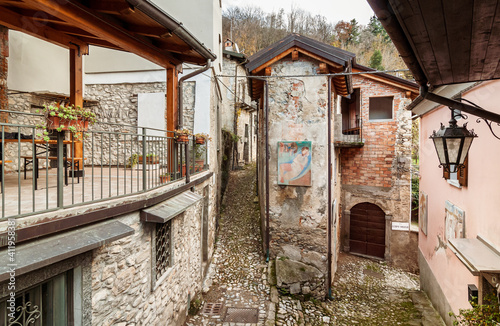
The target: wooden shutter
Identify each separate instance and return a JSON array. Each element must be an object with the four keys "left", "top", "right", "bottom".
[
  {"left": 443, "top": 166, "right": 450, "bottom": 179},
  {"left": 458, "top": 156, "right": 468, "bottom": 187}
]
